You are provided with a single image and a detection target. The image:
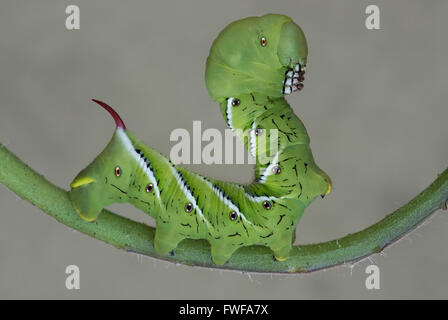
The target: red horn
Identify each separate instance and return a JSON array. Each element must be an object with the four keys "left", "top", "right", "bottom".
[{"left": 92, "top": 99, "right": 126, "bottom": 130}]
